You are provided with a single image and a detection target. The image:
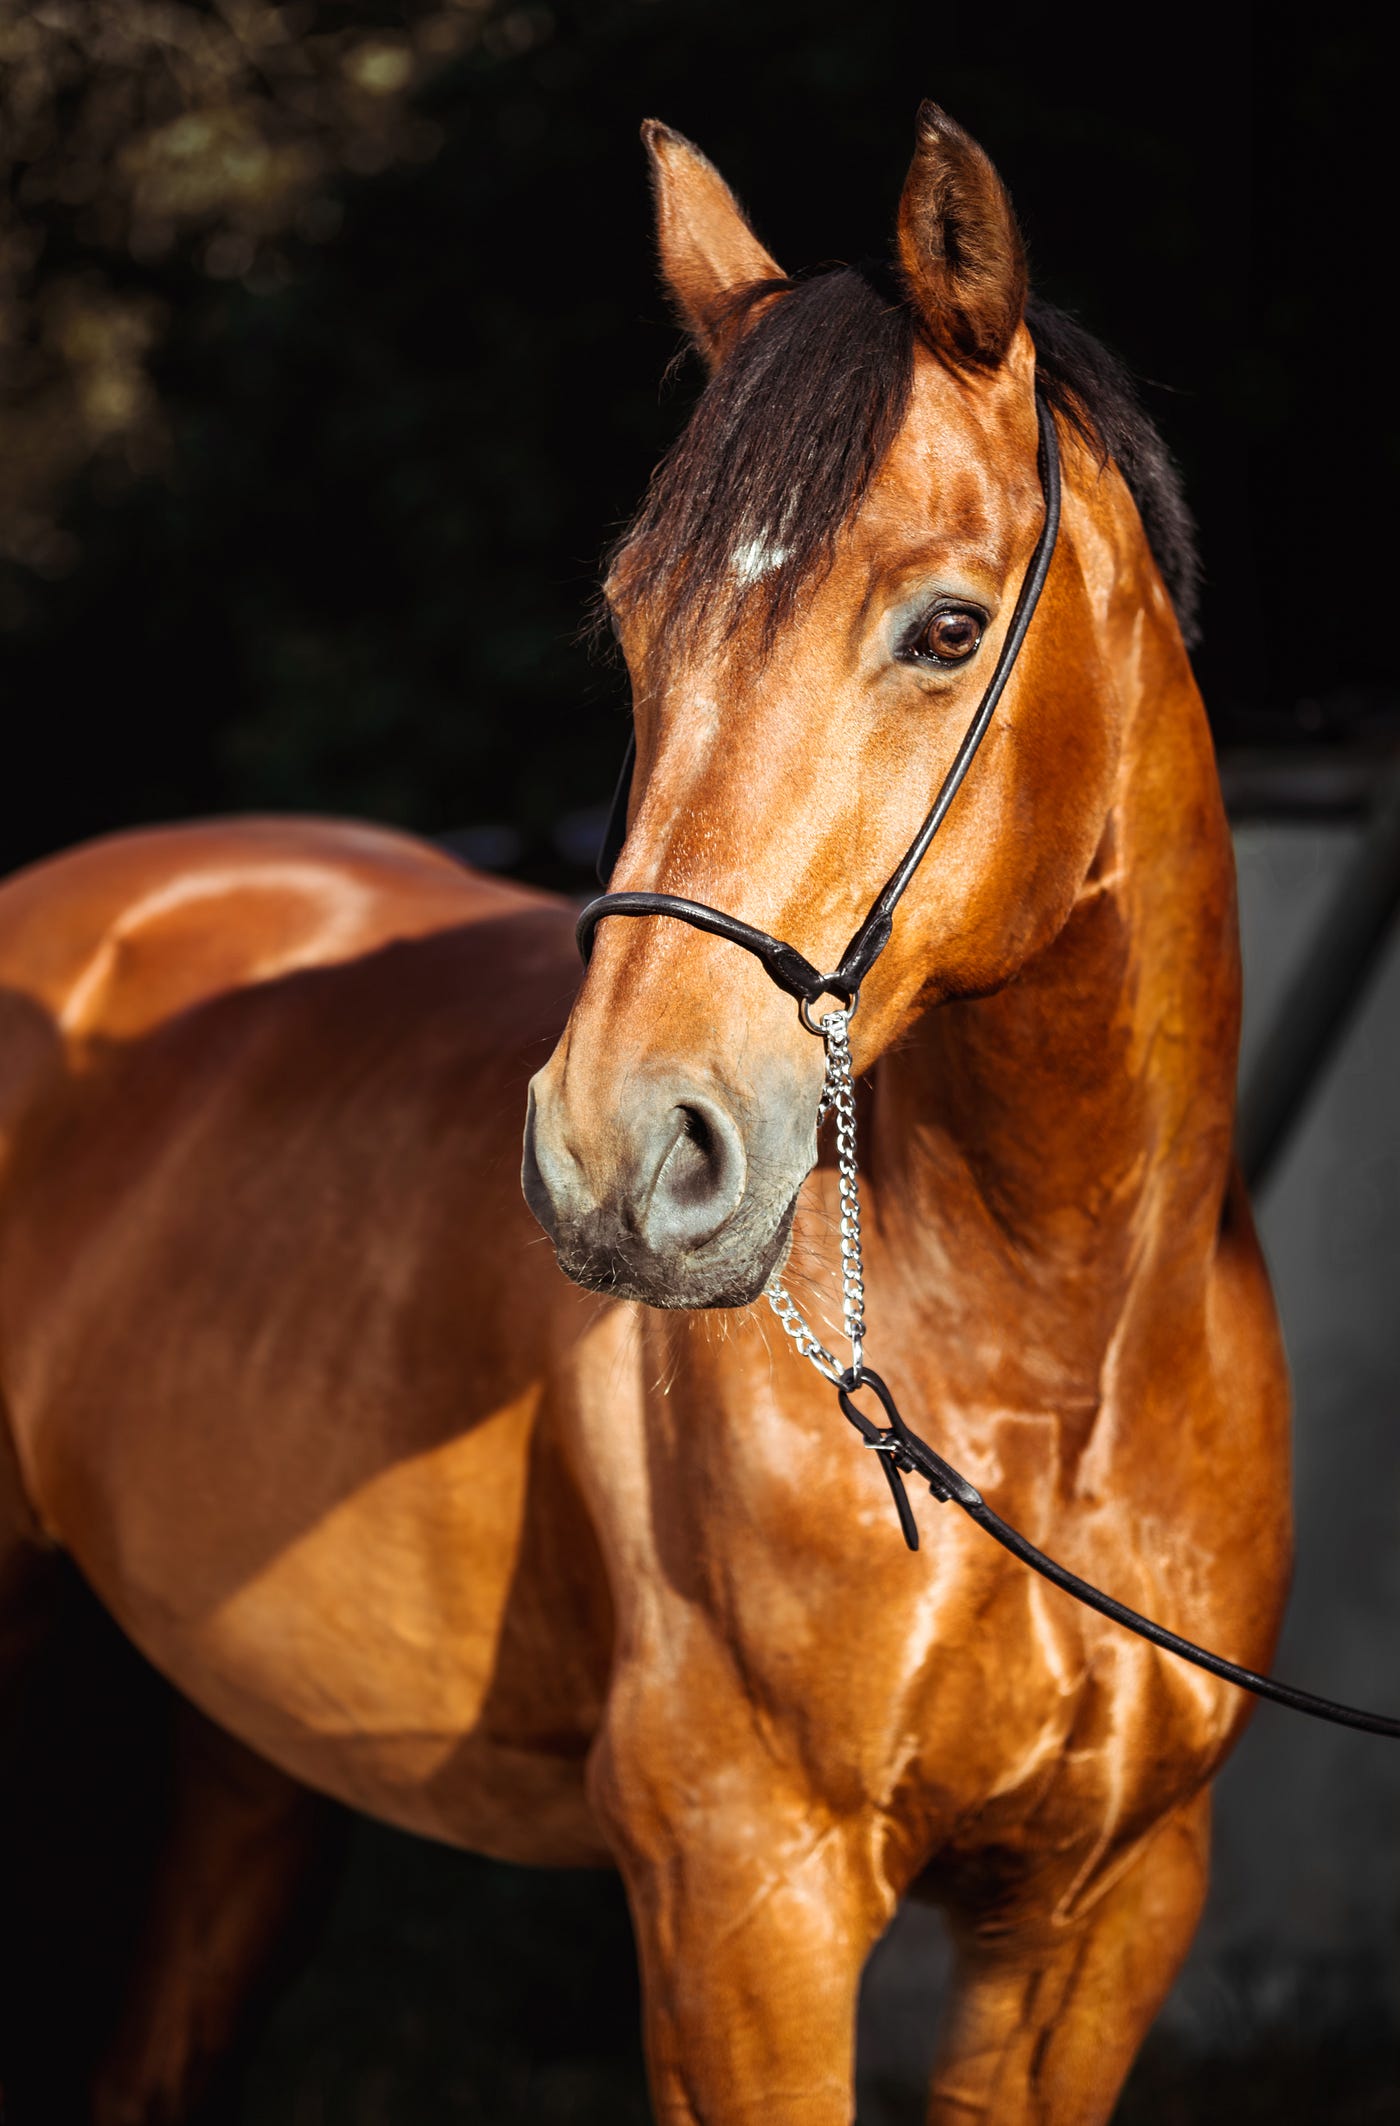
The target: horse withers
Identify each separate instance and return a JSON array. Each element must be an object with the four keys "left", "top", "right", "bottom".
[{"left": 0, "top": 108, "right": 1289, "bottom": 2123}]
